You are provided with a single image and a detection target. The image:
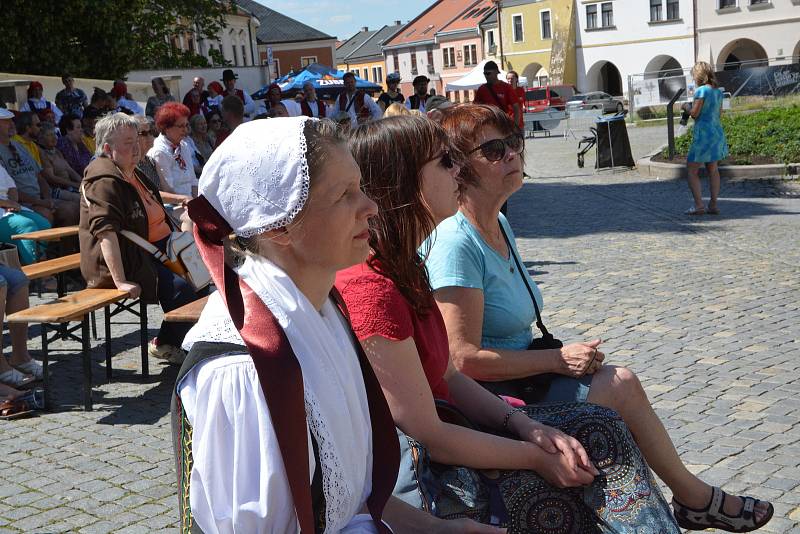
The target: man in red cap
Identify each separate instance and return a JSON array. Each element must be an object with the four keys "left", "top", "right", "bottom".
[
  {"left": 221, "top": 69, "right": 255, "bottom": 119},
  {"left": 20, "top": 81, "right": 62, "bottom": 124}
]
